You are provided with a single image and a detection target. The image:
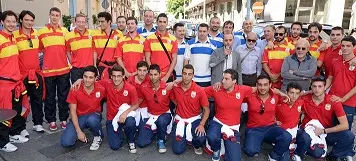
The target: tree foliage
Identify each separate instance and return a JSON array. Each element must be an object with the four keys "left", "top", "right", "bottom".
[{"left": 167, "top": 0, "right": 186, "bottom": 19}]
